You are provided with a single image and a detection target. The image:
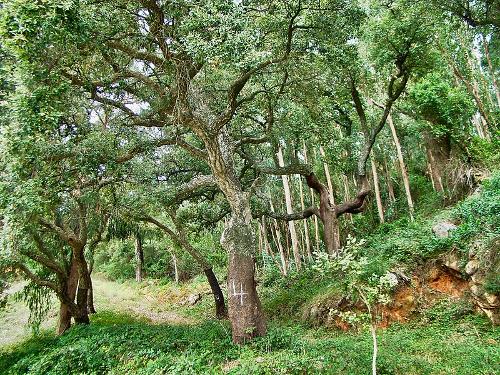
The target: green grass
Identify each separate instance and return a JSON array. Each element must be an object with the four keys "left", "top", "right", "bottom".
[{"left": 0, "top": 310, "right": 498, "bottom": 374}]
